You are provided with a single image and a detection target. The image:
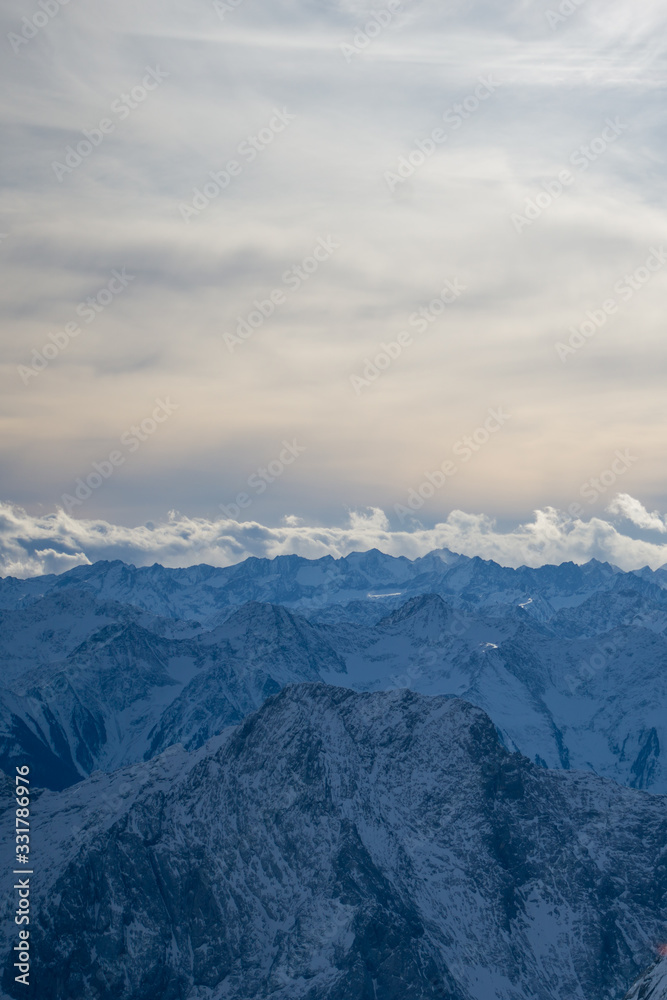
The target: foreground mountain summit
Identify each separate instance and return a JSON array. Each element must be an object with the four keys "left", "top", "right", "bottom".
[
  {"left": 1, "top": 550, "right": 666, "bottom": 792},
  {"left": 1, "top": 684, "right": 665, "bottom": 1000}
]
